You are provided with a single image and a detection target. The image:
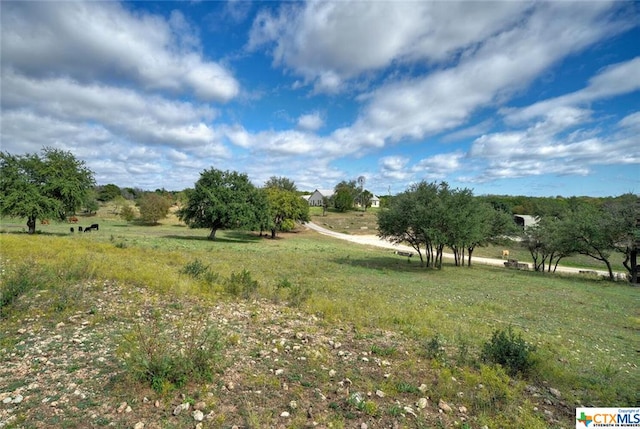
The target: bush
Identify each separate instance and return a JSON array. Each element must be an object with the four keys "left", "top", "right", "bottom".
[
  {"left": 120, "top": 315, "right": 224, "bottom": 393},
  {"left": 481, "top": 327, "right": 536, "bottom": 377},
  {"left": 181, "top": 259, "right": 210, "bottom": 279},
  {"left": 224, "top": 269, "right": 259, "bottom": 299},
  {"left": 120, "top": 204, "right": 136, "bottom": 222}
]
